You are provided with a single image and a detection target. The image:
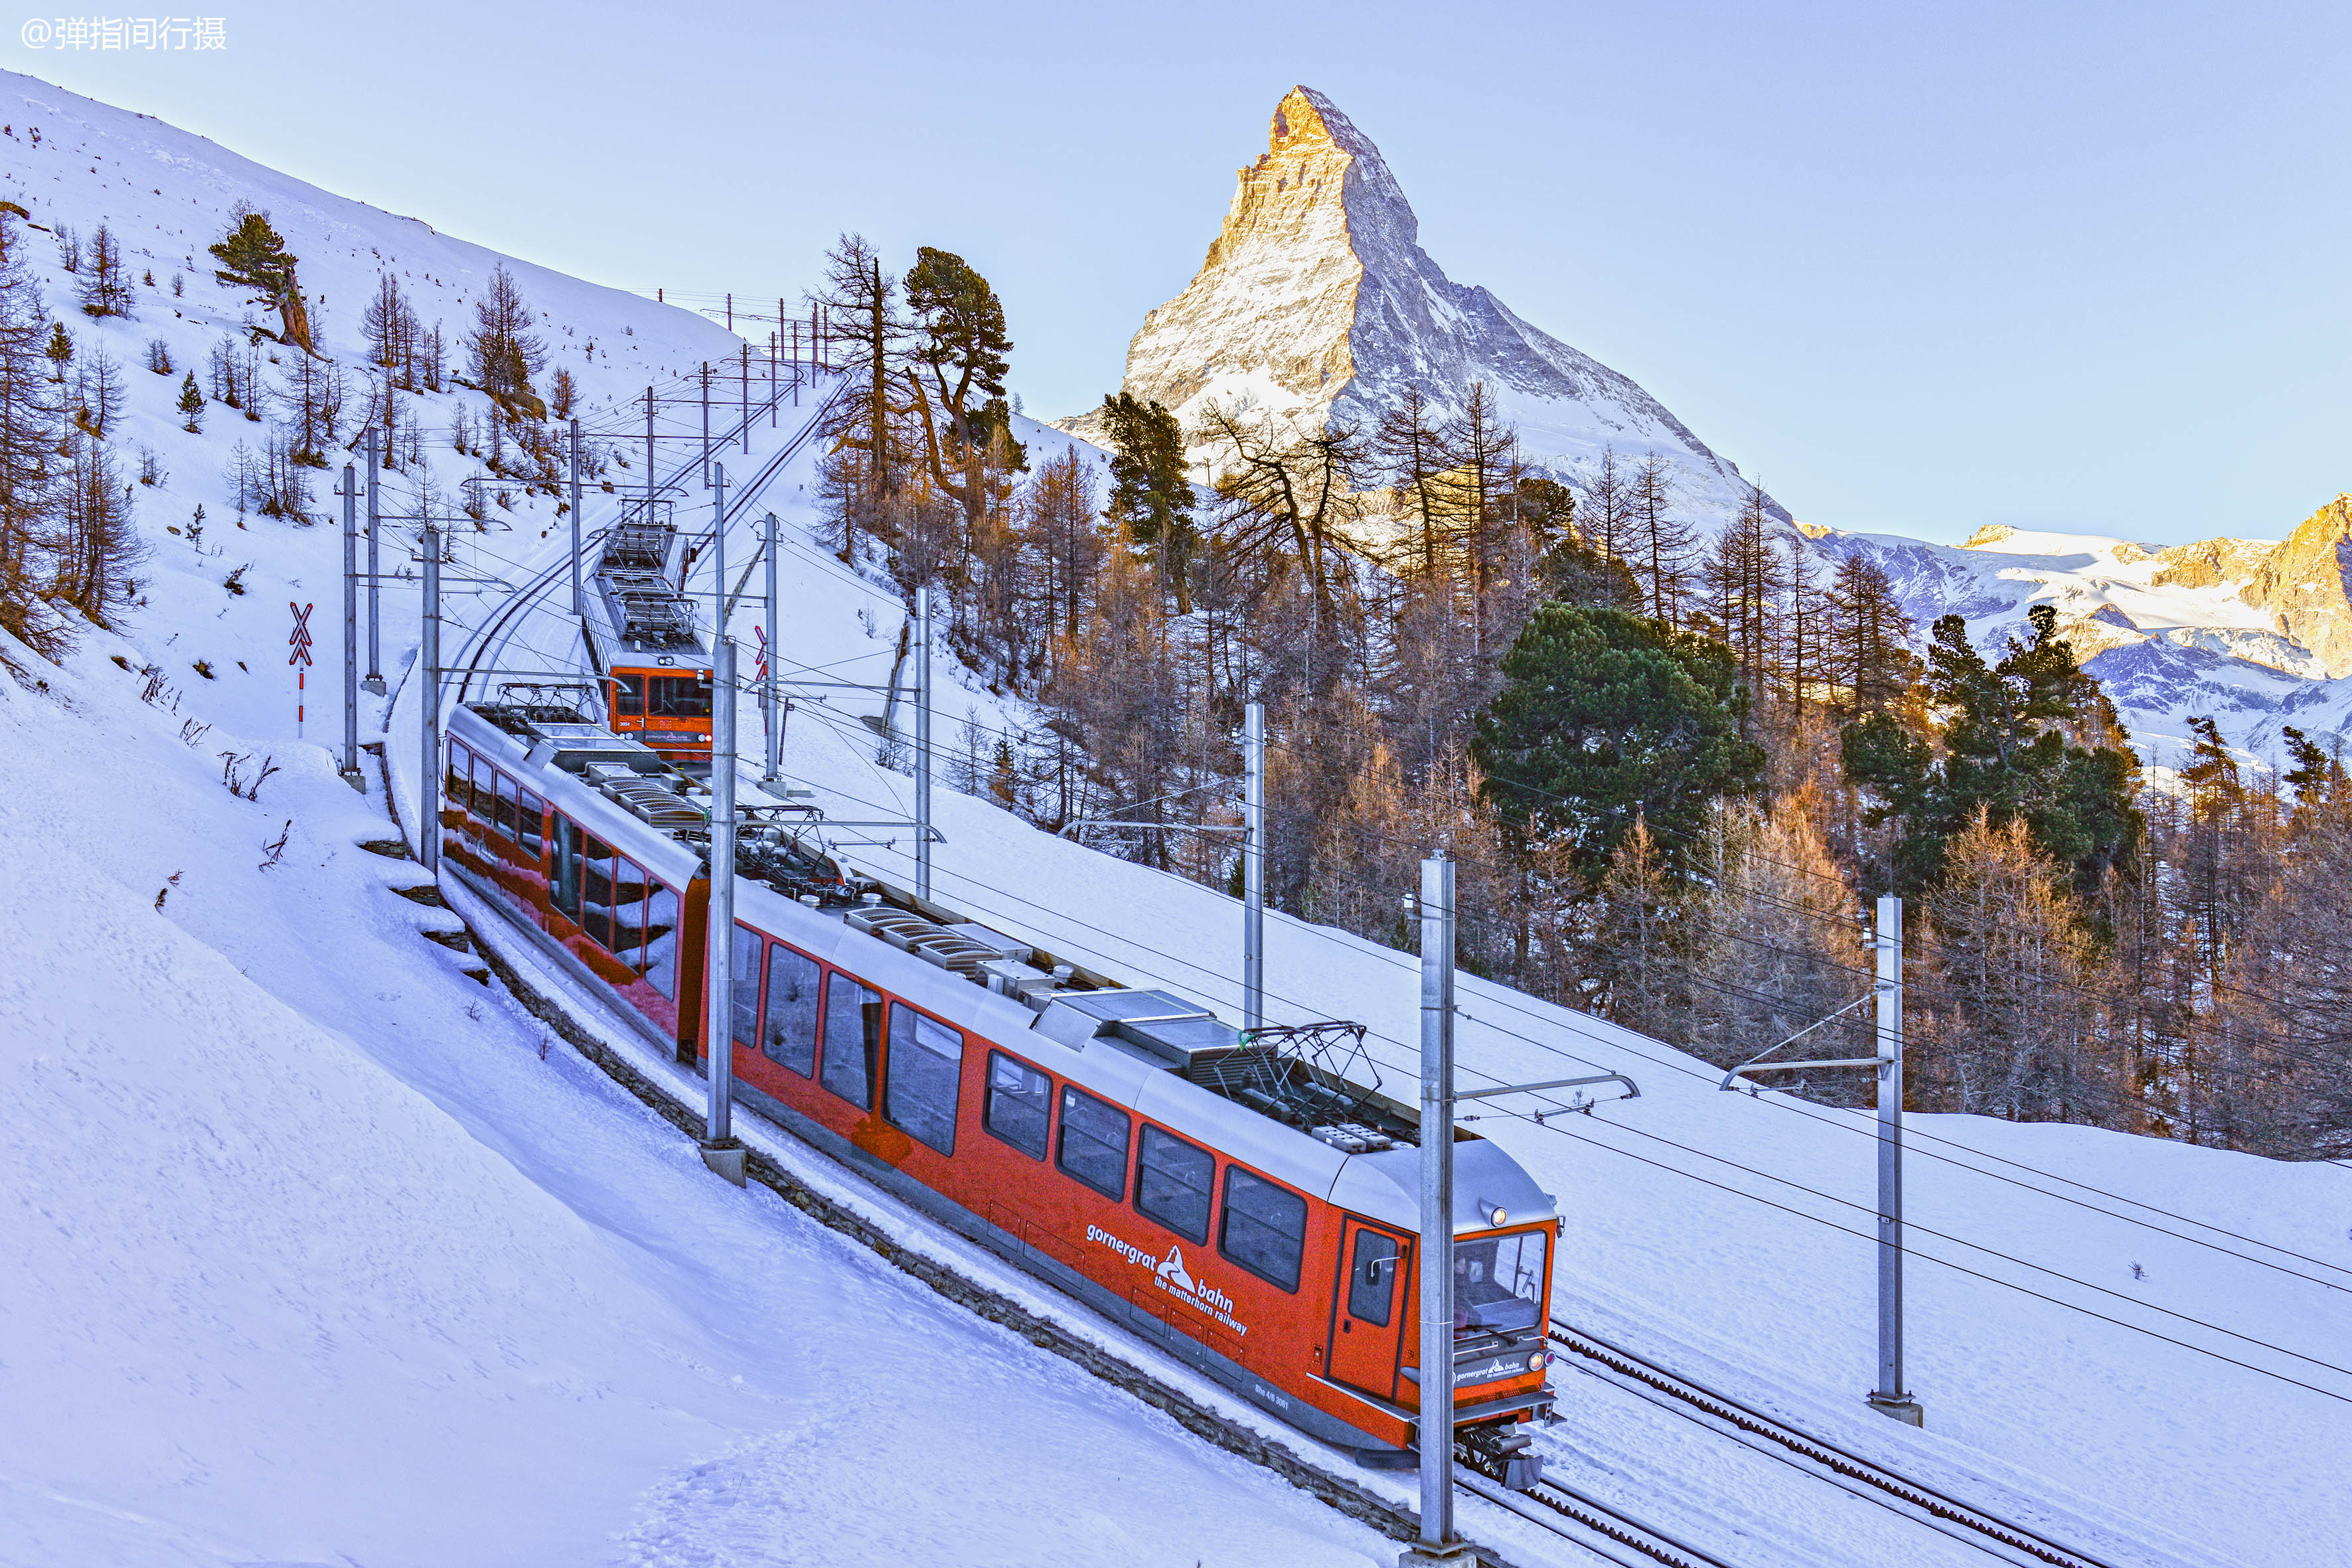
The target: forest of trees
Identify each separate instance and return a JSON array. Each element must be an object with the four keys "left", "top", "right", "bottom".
[{"left": 804, "top": 229, "right": 2352, "bottom": 1162}]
